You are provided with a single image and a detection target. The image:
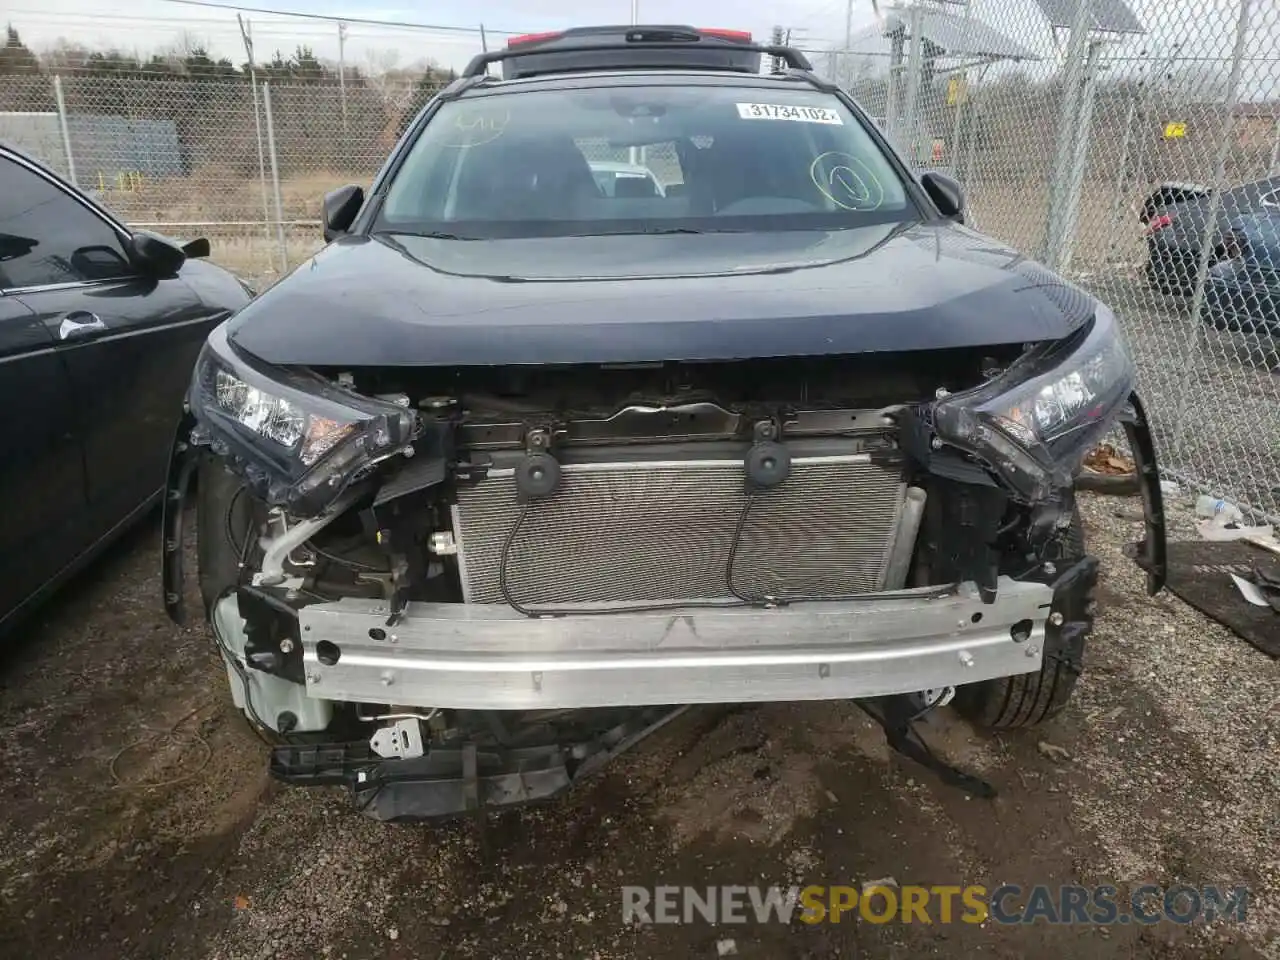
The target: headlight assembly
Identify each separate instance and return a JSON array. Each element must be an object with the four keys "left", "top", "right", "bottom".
[
  {"left": 189, "top": 322, "right": 420, "bottom": 514},
  {"left": 932, "top": 302, "right": 1134, "bottom": 502}
]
